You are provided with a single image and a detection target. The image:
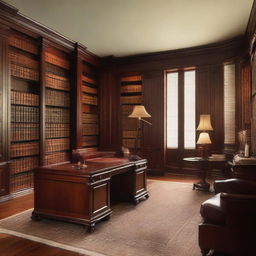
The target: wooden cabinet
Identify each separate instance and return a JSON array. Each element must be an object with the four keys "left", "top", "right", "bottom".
[
  {"left": 9, "top": 30, "right": 40, "bottom": 193},
  {"left": 0, "top": 162, "right": 9, "bottom": 197}
]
